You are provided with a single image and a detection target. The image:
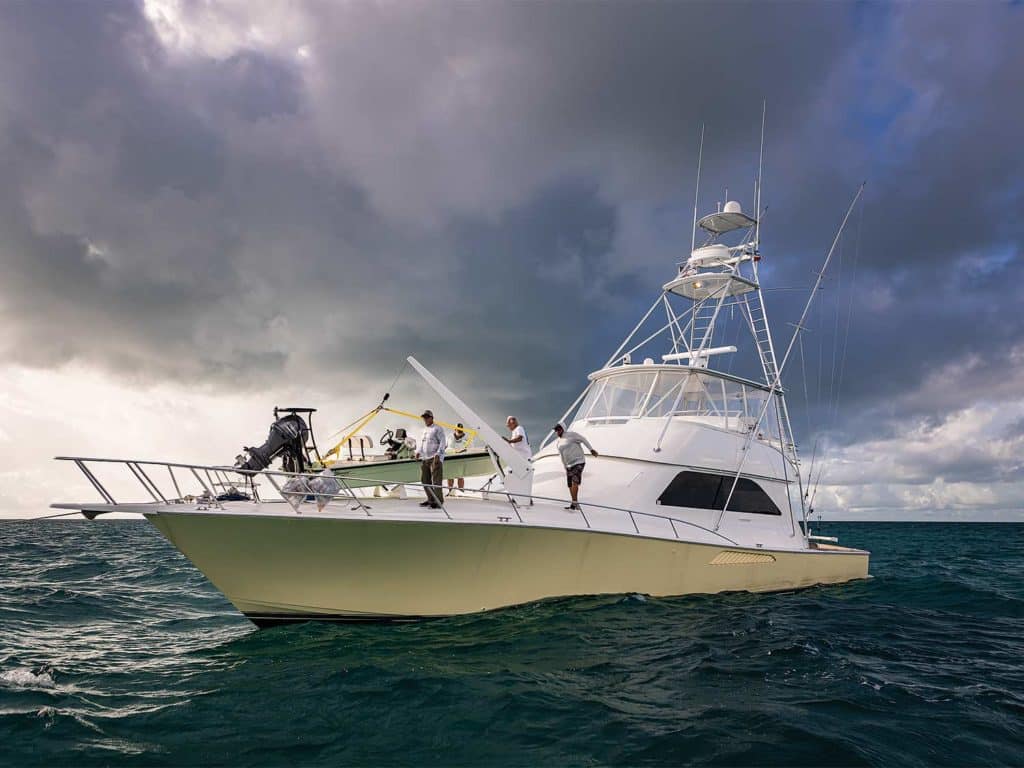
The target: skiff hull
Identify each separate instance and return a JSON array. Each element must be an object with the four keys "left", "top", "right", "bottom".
[
  {"left": 145, "top": 511, "right": 869, "bottom": 626},
  {"left": 329, "top": 451, "right": 494, "bottom": 489}
]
